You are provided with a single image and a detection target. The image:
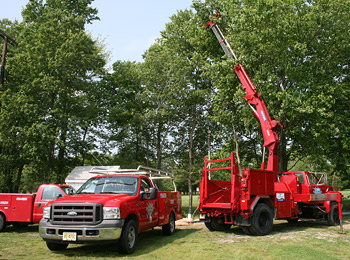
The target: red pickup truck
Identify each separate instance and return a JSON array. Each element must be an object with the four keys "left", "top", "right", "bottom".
[
  {"left": 39, "top": 166, "right": 182, "bottom": 254},
  {"left": 0, "top": 184, "right": 74, "bottom": 231}
]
